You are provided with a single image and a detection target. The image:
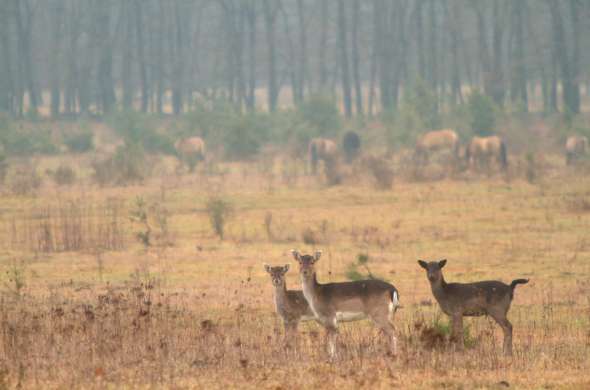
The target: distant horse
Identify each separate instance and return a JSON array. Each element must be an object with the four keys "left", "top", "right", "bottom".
[
  {"left": 414, "top": 129, "right": 460, "bottom": 166},
  {"left": 175, "top": 136, "right": 206, "bottom": 172},
  {"left": 342, "top": 131, "right": 361, "bottom": 163},
  {"left": 466, "top": 135, "right": 507, "bottom": 172},
  {"left": 565, "top": 135, "right": 588, "bottom": 165},
  {"left": 308, "top": 138, "right": 337, "bottom": 174}
]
